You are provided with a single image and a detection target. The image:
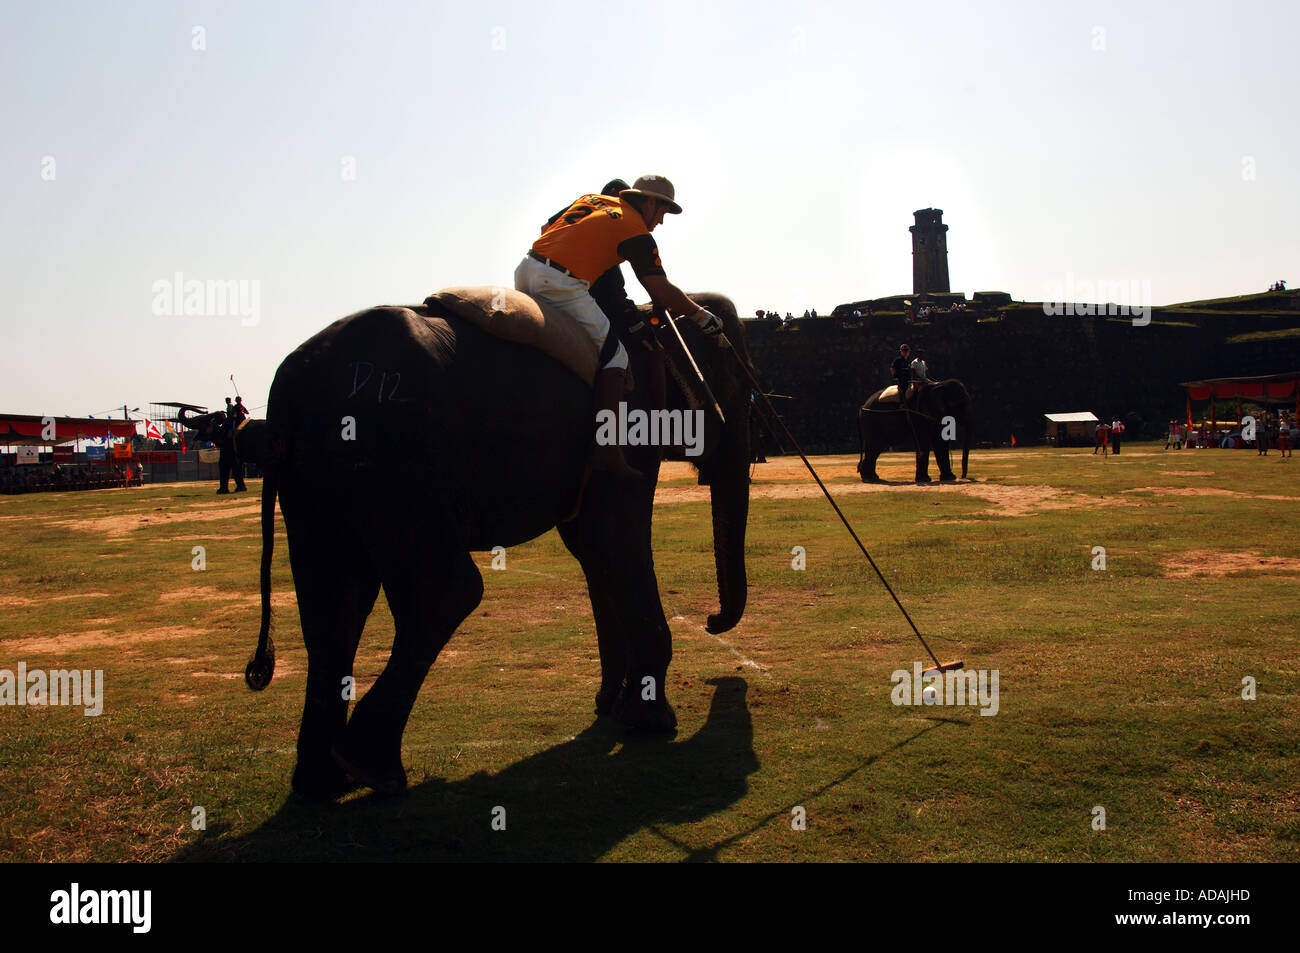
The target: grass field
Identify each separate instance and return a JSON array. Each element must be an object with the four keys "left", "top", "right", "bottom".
[{"left": 2, "top": 444, "right": 1298, "bottom": 862}]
